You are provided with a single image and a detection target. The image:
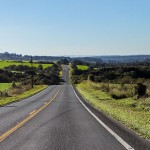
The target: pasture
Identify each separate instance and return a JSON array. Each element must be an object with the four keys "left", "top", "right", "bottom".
[
  {"left": 0, "top": 83, "right": 12, "bottom": 91},
  {"left": 0, "top": 61, "right": 53, "bottom": 69},
  {"left": 77, "top": 65, "right": 88, "bottom": 70}
]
